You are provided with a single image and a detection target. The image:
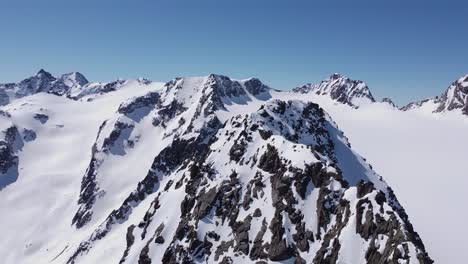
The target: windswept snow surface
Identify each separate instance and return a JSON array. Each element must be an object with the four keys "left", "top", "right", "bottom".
[{"left": 282, "top": 92, "right": 468, "bottom": 263}]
